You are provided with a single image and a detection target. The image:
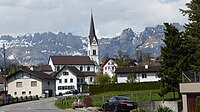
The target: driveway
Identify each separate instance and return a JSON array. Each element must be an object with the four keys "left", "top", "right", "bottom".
[{"left": 0, "top": 97, "right": 82, "bottom": 112}]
